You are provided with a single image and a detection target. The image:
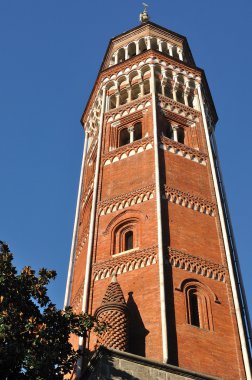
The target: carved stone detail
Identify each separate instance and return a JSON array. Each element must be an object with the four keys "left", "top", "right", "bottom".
[
  {"left": 164, "top": 185, "right": 216, "bottom": 216},
  {"left": 158, "top": 94, "right": 200, "bottom": 121},
  {"left": 168, "top": 247, "right": 226, "bottom": 282},
  {"left": 99, "top": 184, "right": 155, "bottom": 216},
  {"left": 103, "top": 136, "right": 153, "bottom": 166},
  {"left": 93, "top": 245, "right": 158, "bottom": 281},
  {"left": 160, "top": 135, "right": 207, "bottom": 165}
]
